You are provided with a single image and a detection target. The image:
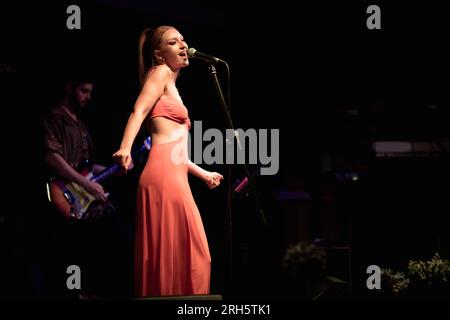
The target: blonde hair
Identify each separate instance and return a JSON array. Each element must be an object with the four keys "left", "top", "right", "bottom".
[{"left": 138, "top": 25, "right": 175, "bottom": 85}]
